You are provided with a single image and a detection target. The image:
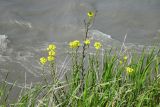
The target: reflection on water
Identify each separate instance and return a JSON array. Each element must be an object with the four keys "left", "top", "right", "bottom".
[{"left": 0, "top": 0, "right": 160, "bottom": 92}]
